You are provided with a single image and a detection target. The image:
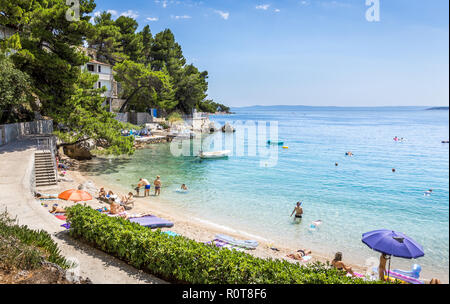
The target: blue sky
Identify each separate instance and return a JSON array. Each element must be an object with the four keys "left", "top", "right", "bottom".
[{"left": 91, "top": 0, "right": 449, "bottom": 107}]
